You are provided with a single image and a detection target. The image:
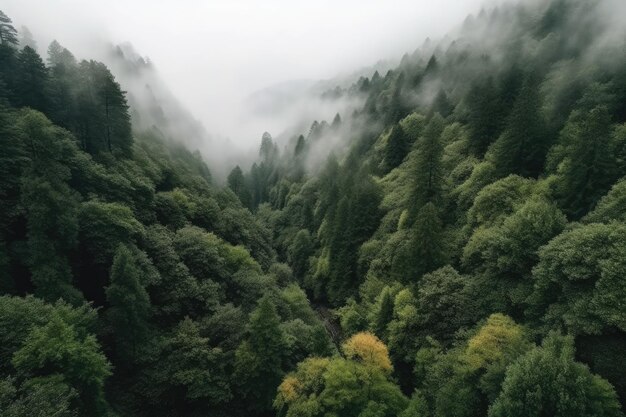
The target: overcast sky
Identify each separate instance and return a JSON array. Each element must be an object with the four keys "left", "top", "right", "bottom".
[{"left": 3, "top": 0, "right": 491, "bottom": 146}]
